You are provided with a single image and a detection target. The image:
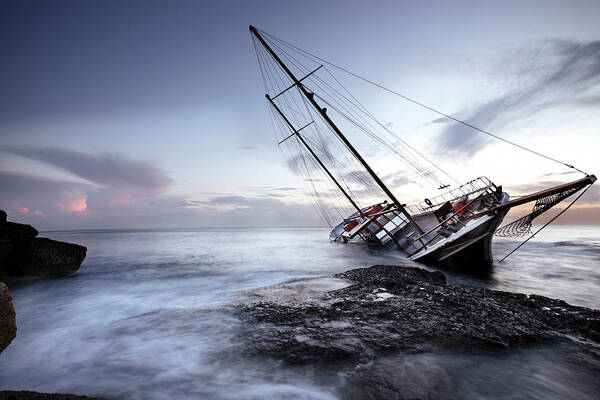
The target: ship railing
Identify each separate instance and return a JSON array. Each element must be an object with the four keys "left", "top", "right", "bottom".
[
  {"left": 406, "top": 176, "right": 495, "bottom": 215},
  {"left": 371, "top": 211, "right": 409, "bottom": 246},
  {"left": 409, "top": 182, "right": 499, "bottom": 257},
  {"left": 414, "top": 190, "right": 489, "bottom": 242},
  {"left": 342, "top": 204, "right": 410, "bottom": 246}
]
